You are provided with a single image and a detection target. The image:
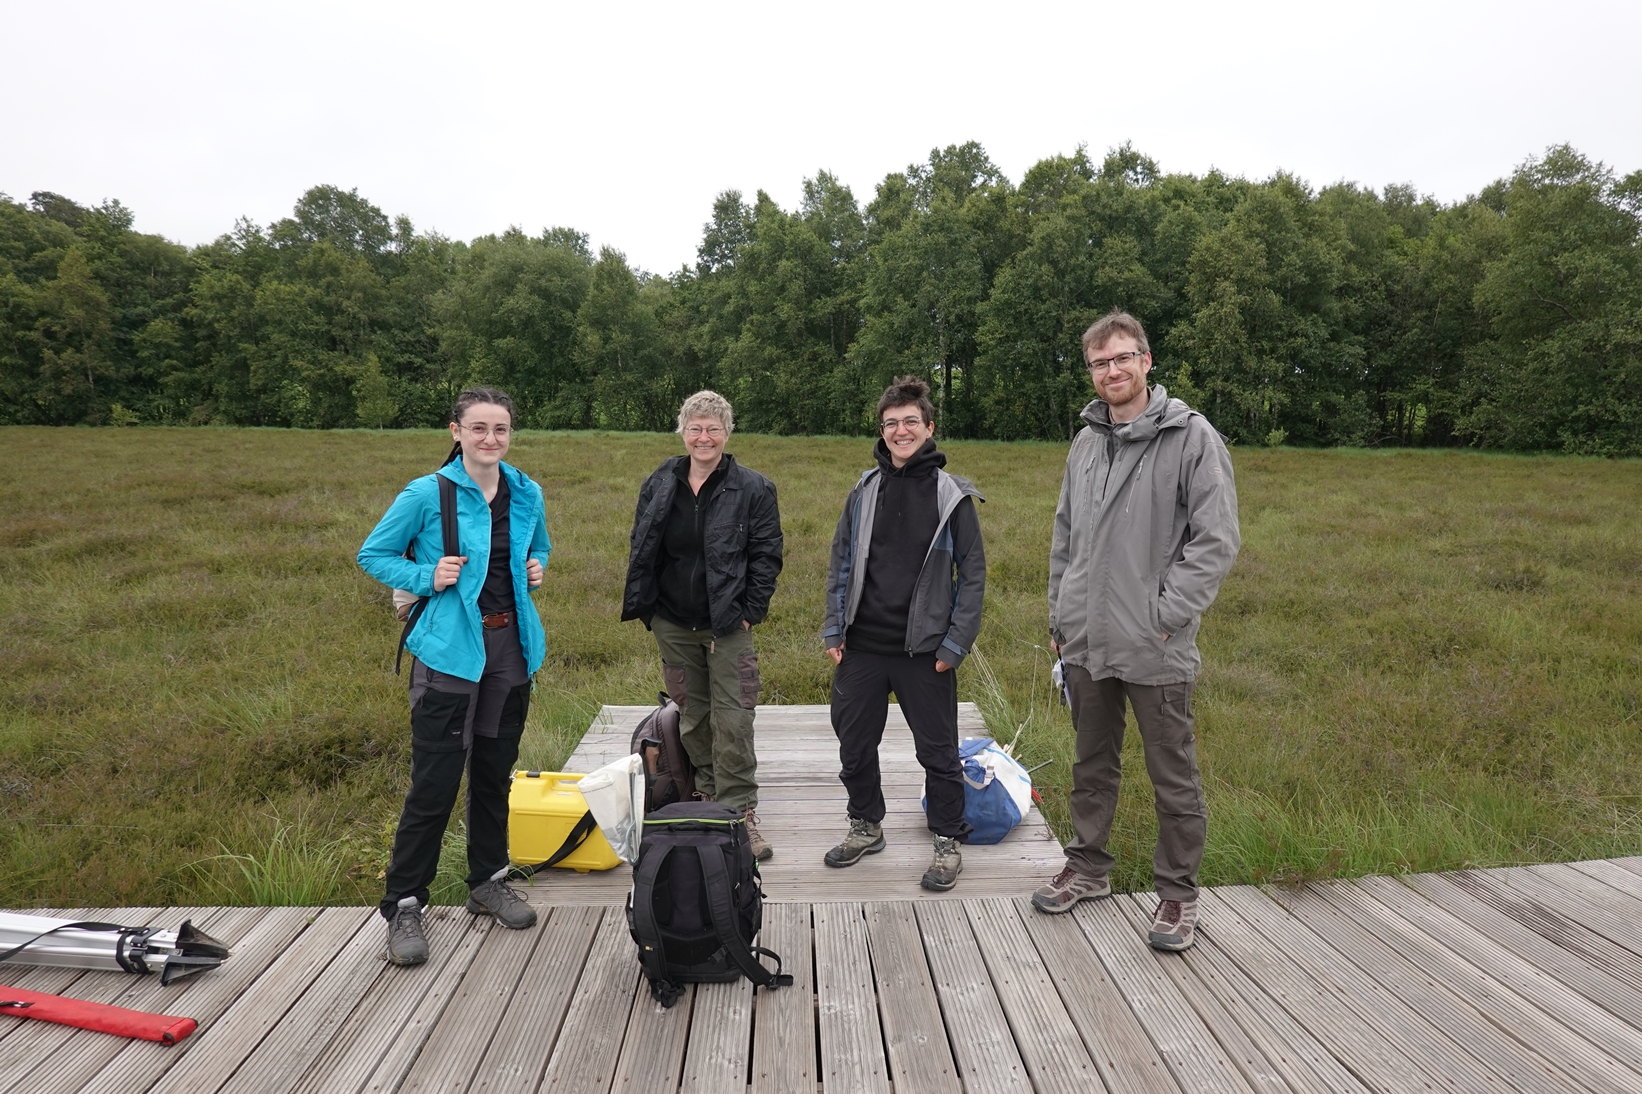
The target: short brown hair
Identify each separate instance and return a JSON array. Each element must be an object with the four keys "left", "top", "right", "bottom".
[
  {"left": 1081, "top": 309, "right": 1150, "bottom": 358},
  {"left": 876, "top": 376, "right": 935, "bottom": 426}
]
